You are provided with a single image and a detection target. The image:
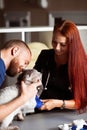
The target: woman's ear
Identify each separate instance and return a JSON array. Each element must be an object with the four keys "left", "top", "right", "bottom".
[{"left": 11, "top": 46, "right": 20, "bottom": 56}]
